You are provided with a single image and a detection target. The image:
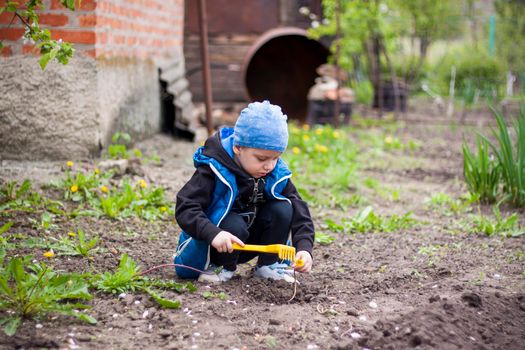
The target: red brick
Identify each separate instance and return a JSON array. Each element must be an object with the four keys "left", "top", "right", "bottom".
[
  {"left": 0, "top": 27, "right": 24, "bottom": 40},
  {"left": 0, "top": 44, "right": 12, "bottom": 56},
  {"left": 78, "top": 14, "right": 96, "bottom": 26},
  {"left": 0, "top": 11, "right": 17, "bottom": 25},
  {"left": 22, "top": 44, "right": 39, "bottom": 55},
  {"left": 114, "top": 35, "right": 125, "bottom": 45},
  {"left": 39, "top": 13, "right": 69, "bottom": 26},
  {"left": 50, "top": 29, "right": 95, "bottom": 44},
  {"left": 80, "top": 47, "right": 96, "bottom": 58},
  {"left": 98, "top": 32, "right": 107, "bottom": 44},
  {"left": 50, "top": 0, "right": 96, "bottom": 11}
]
